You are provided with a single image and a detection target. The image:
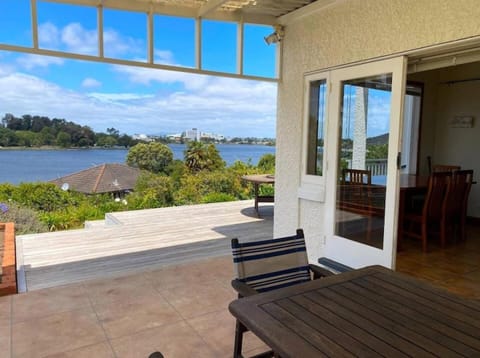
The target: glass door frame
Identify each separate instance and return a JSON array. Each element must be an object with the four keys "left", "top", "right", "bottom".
[{"left": 323, "top": 56, "right": 408, "bottom": 269}]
